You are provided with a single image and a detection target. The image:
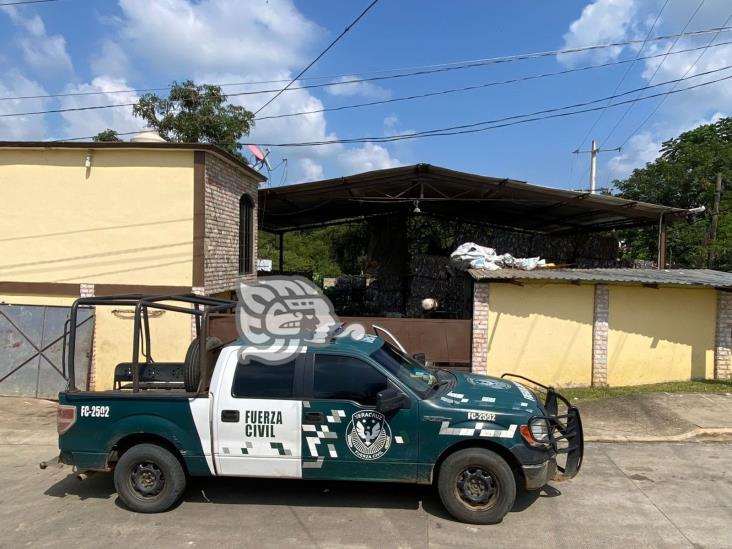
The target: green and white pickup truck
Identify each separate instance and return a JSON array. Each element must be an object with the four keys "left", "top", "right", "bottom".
[{"left": 50, "top": 294, "right": 583, "bottom": 525}]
